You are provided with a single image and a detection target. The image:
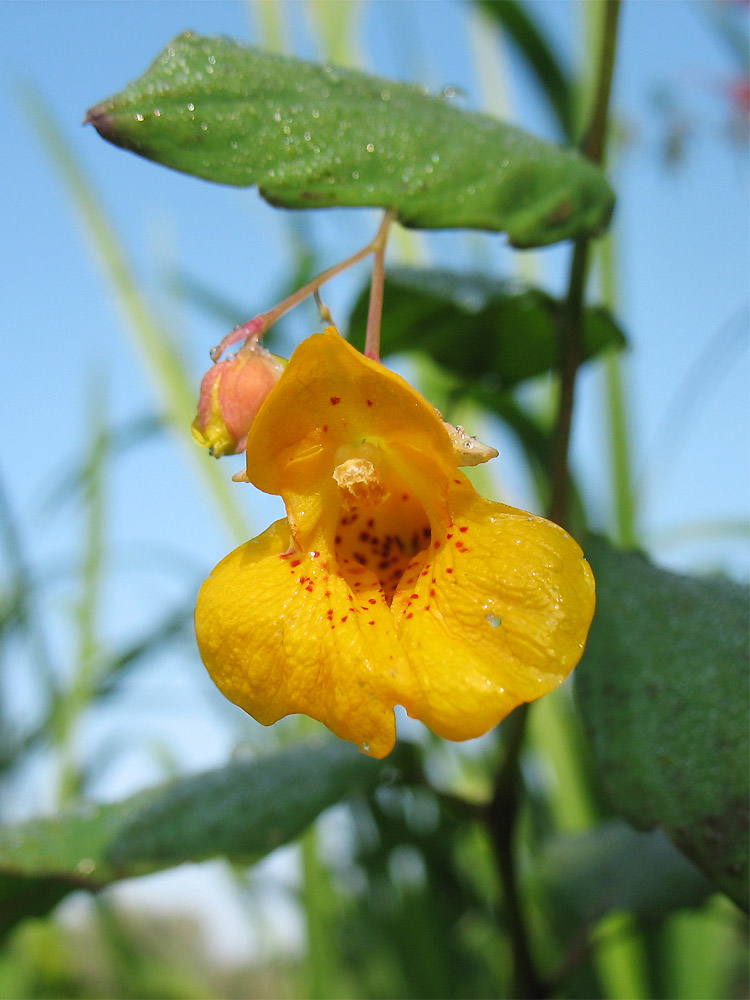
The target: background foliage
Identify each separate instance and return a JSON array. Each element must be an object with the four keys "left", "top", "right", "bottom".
[{"left": 1, "top": 1, "right": 748, "bottom": 998}]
